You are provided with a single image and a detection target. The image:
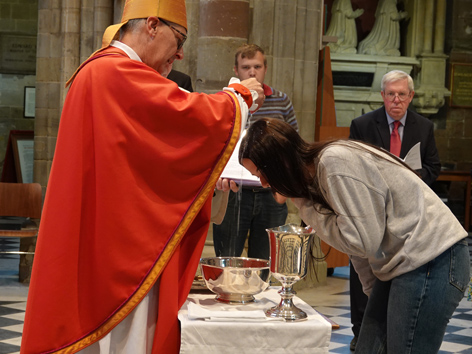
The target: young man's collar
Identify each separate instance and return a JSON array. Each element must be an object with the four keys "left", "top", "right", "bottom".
[{"left": 263, "top": 83, "right": 273, "bottom": 96}]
